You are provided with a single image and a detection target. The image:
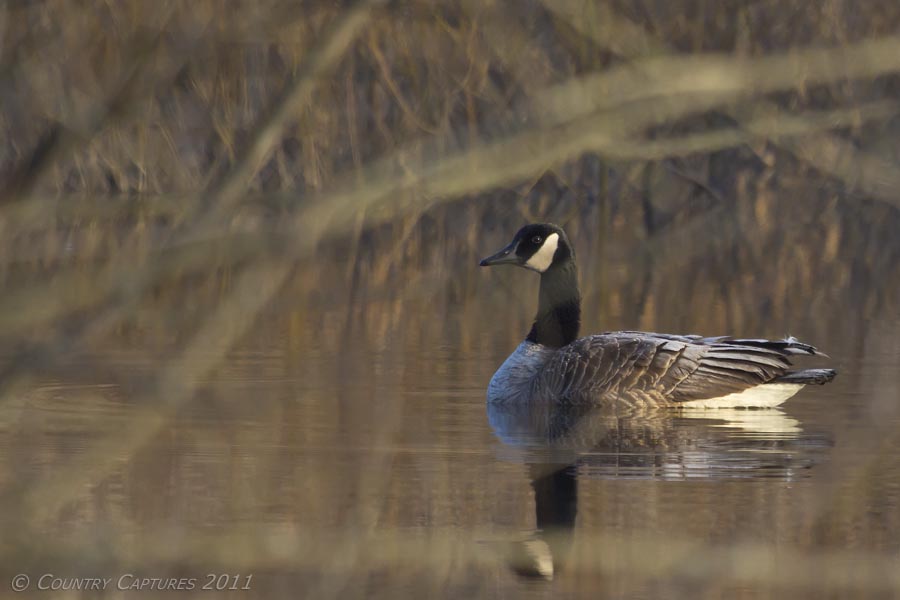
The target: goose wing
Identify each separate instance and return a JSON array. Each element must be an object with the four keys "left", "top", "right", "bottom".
[{"left": 536, "top": 331, "right": 819, "bottom": 403}]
